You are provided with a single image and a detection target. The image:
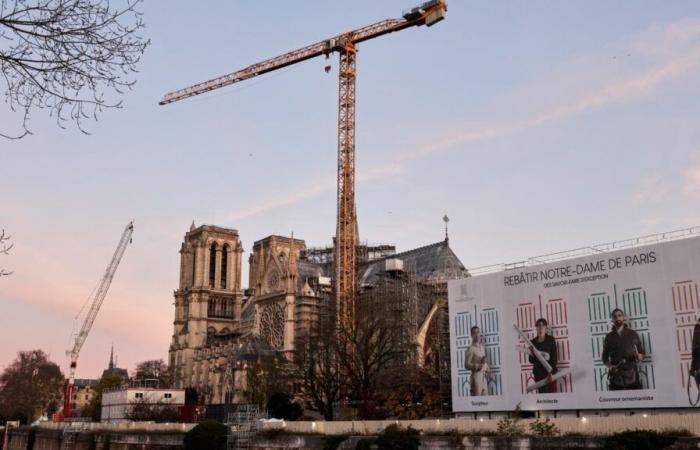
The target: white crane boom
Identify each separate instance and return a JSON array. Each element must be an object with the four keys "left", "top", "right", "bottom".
[{"left": 63, "top": 221, "right": 134, "bottom": 418}]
